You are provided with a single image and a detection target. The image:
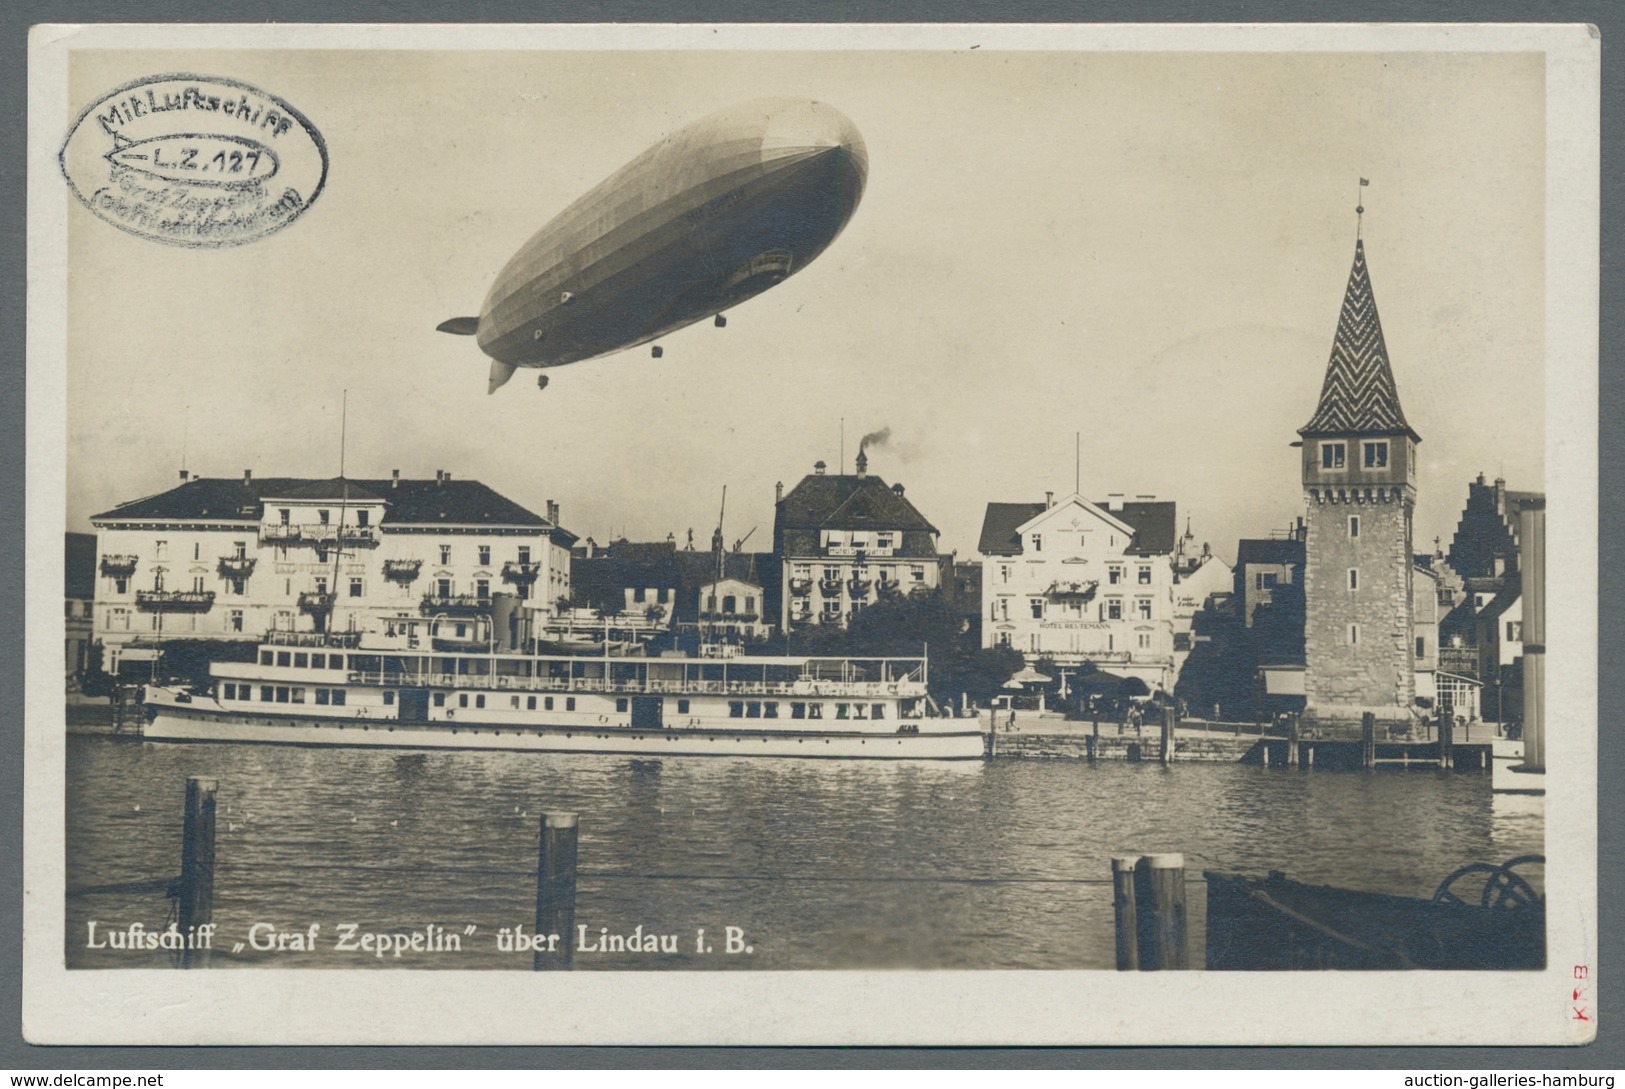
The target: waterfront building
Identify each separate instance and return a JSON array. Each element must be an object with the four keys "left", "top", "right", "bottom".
[
  {"left": 774, "top": 453, "right": 947, "bottom": 632},
  {"left": 1233, "top": 531, "right": 1305, "bottom": 629},
  {"left": 1296, "top": 221, "right": 1421, "bottom": 727},
  {"left": 556, "top": 538, "right": 680, "bottom": 647},
  {"left": 1448, "top": 474, "right": 1542, "bottom": 581},
  {"left": 1170, "top": 548, "right": 1232, "bottom": 670},
  {"left": 65, "top": 532, "right": 96, "bottom": 683},
  {"left": 976, "top": 492, "right": 1177, "bottom": 690},
  {"left": 89, "top": 470, "right": 574, "bottom": 672},
  {"left": 675, "top": 549, "right": 778, "bottom": 651}
]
